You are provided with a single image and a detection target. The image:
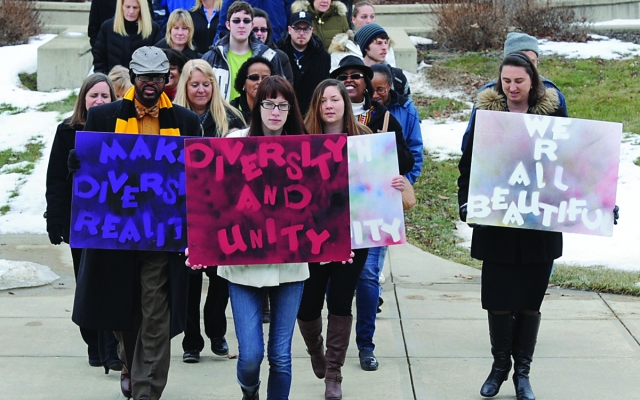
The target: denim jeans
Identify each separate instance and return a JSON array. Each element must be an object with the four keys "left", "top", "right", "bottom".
[
  {"left": 355, "top": 246, "right": 387, "bottom": 352},
  {"left": 229, "top": 281, "right": 304, "bottom": 400}
]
